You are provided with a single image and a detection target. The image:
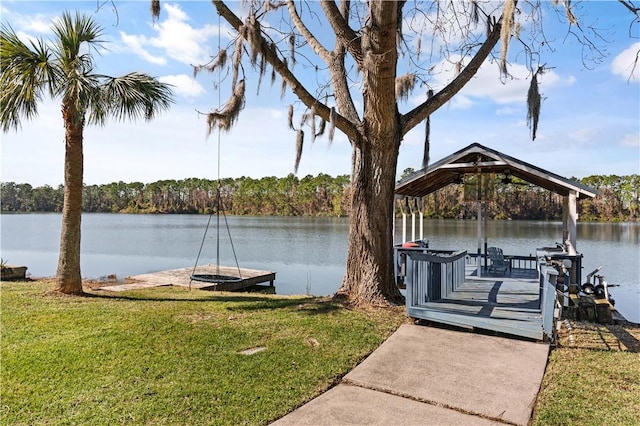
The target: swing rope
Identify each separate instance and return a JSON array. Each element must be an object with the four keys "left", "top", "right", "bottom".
[{"left": 189, "top": 11, "right": 243, "bottom": 289}]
